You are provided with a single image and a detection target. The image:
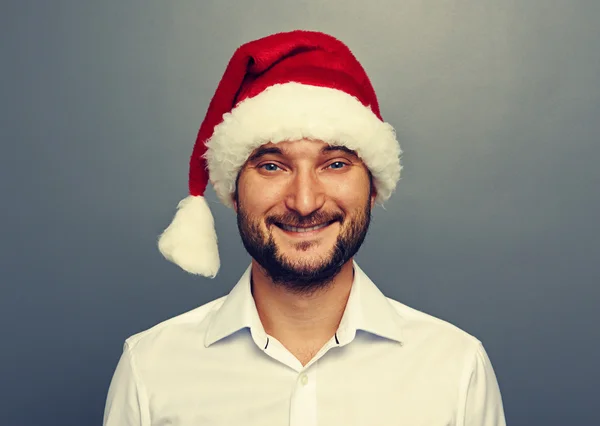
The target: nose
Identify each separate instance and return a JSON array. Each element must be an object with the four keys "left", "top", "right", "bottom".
[{"left": 284, "top": 169, "right": 326, "bottom": 216}]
